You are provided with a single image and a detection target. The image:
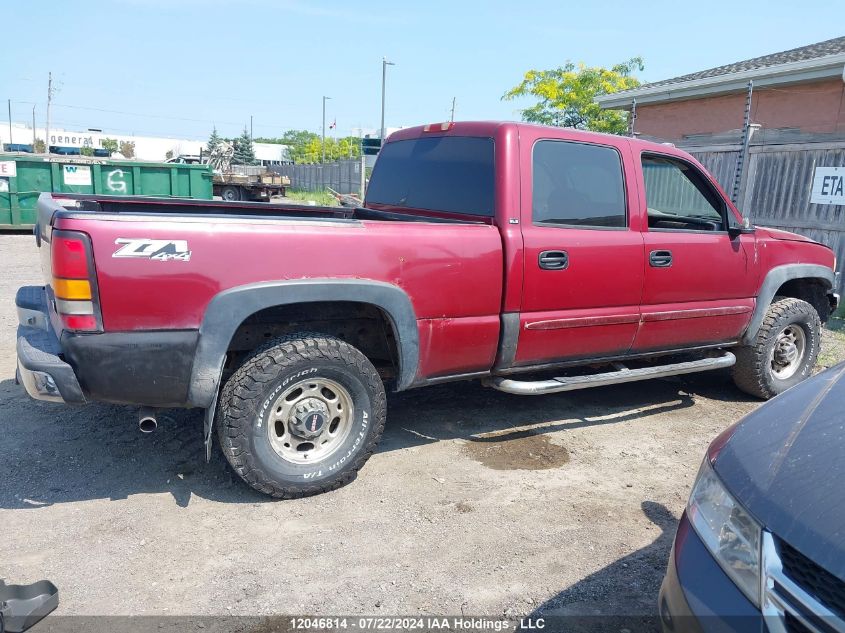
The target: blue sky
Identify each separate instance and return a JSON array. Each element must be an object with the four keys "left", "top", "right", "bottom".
[{"left": 4, "top": 0, "right": 843, "bottom": 141}]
